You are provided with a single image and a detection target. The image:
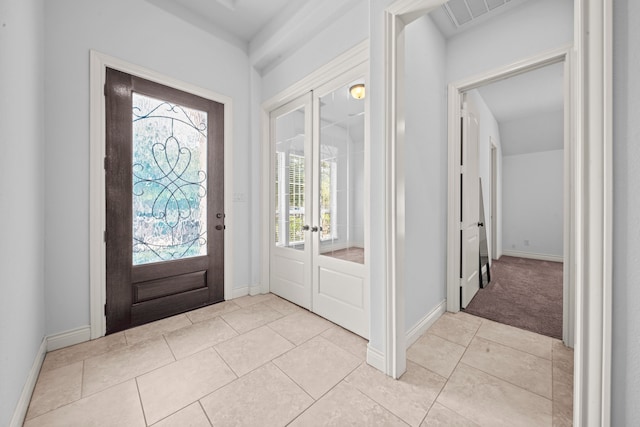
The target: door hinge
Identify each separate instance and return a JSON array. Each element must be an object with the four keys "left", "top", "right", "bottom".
[
  {"left": 103, "top": 230, "right": 106, "bottom": 243},
  {"left": 104, "top": 303, "right": 107, "bottom": 316}
]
